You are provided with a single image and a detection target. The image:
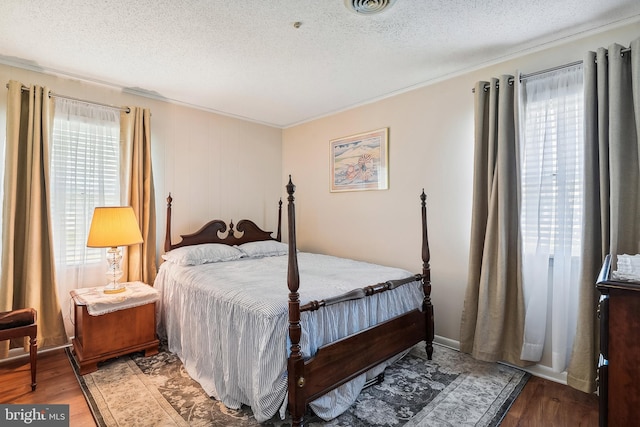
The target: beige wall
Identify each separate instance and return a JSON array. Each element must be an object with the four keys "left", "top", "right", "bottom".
[
  {"left": 282, "top": 21, "right": 640, "bottom": 368},
  {"left": 0, "top": 64, "right": 283, "bottom": 258}
]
